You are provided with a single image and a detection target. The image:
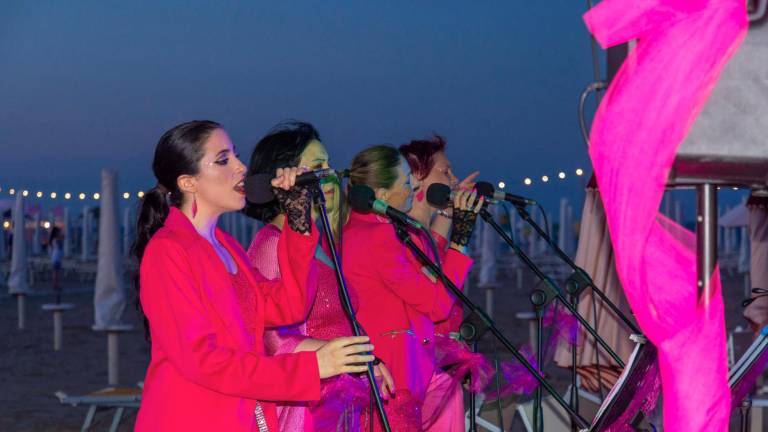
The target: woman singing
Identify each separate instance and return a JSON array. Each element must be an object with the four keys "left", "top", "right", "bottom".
[
  {"left": 400, "top": 135, "right": 490, "bottom": 431},
  {"left": 343, "top": 145, "right": 483, "bottom": 431},
  {"left": 133, "top": 120, "right": 374, "bottom": 431},
  {"left": 245, "top": 121, "right": 393, "bottom": 431}
]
